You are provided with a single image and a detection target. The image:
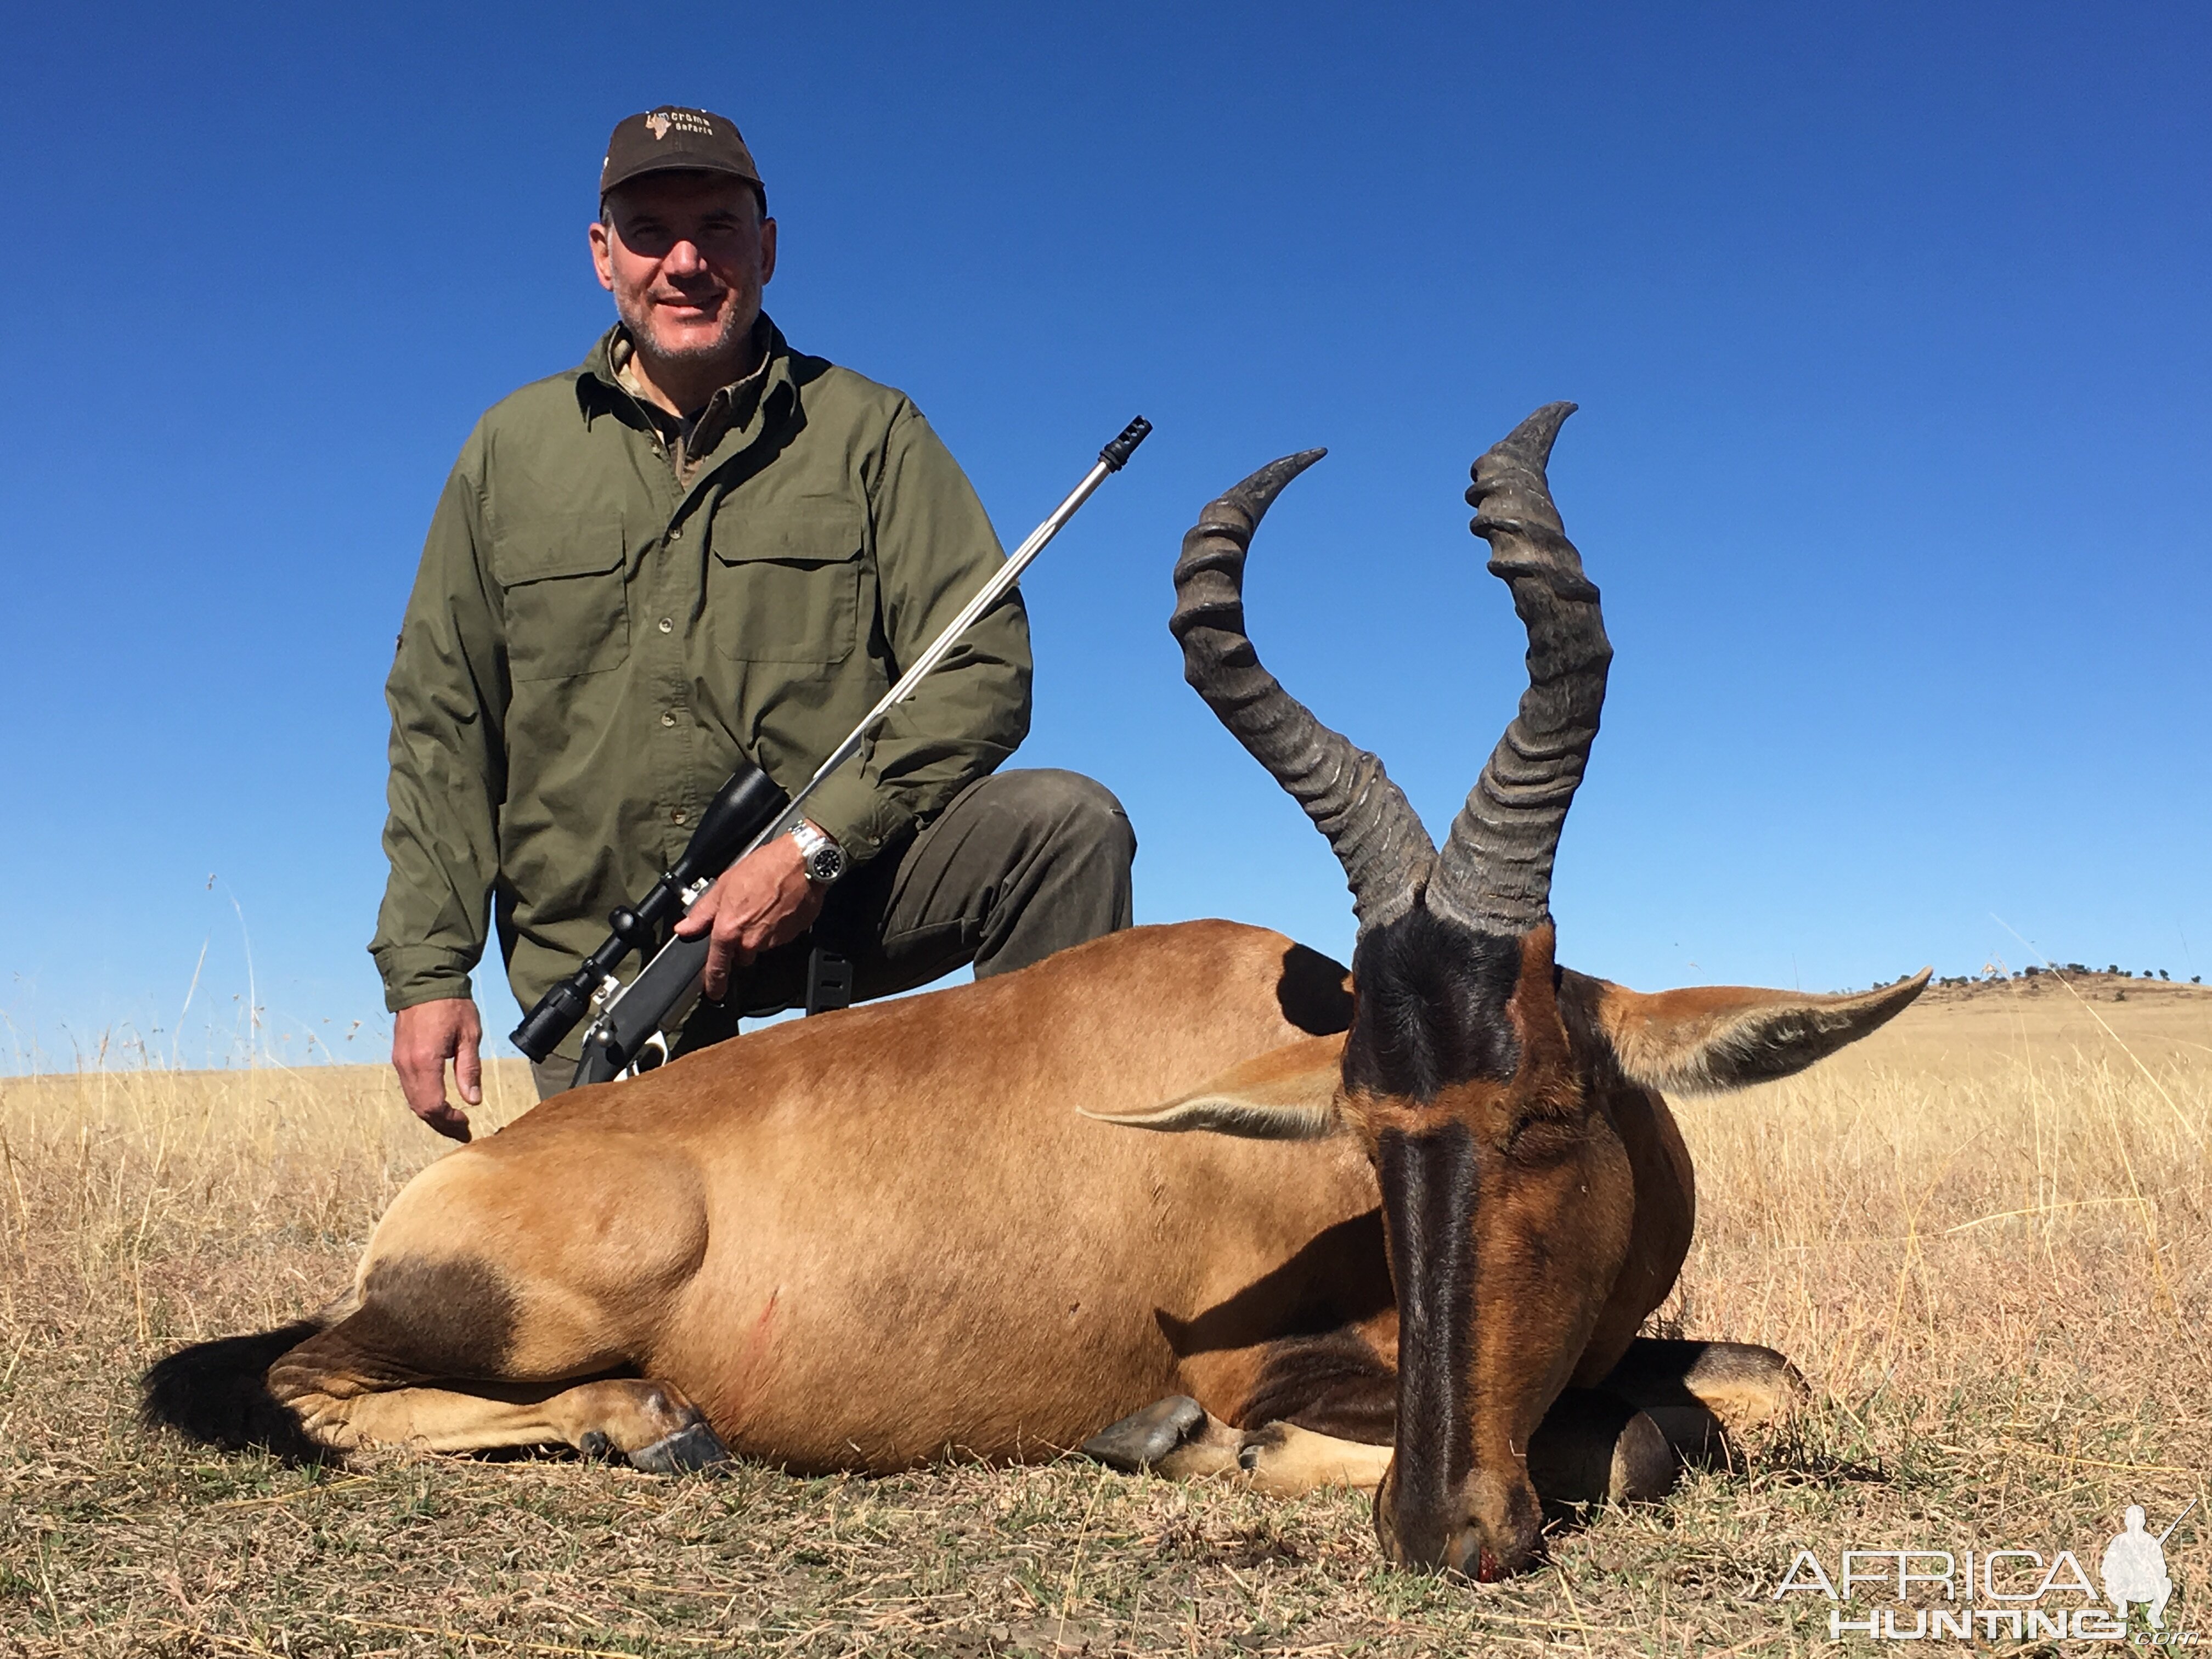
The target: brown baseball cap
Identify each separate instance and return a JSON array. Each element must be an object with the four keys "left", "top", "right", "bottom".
[{"left": 600, "top": 108, "right": 764, "bottom": 199}]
